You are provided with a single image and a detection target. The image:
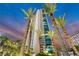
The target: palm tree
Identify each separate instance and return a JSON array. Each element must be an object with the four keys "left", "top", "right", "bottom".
[
  {"left": 20, "top": 8, "right": 36, "bottom": 56},
  {"left": 56, "top": 16, "right": 79, "bottom": 55},
  {"left": 43, "top": 4, "right": 68, "bottom": 55}
]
